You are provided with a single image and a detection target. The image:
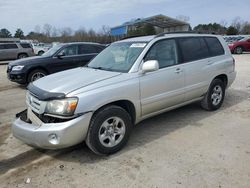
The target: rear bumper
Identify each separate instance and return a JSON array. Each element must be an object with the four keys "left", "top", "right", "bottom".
[{"left": 12, "top": 110, "right": 93, "bottom": 149}]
